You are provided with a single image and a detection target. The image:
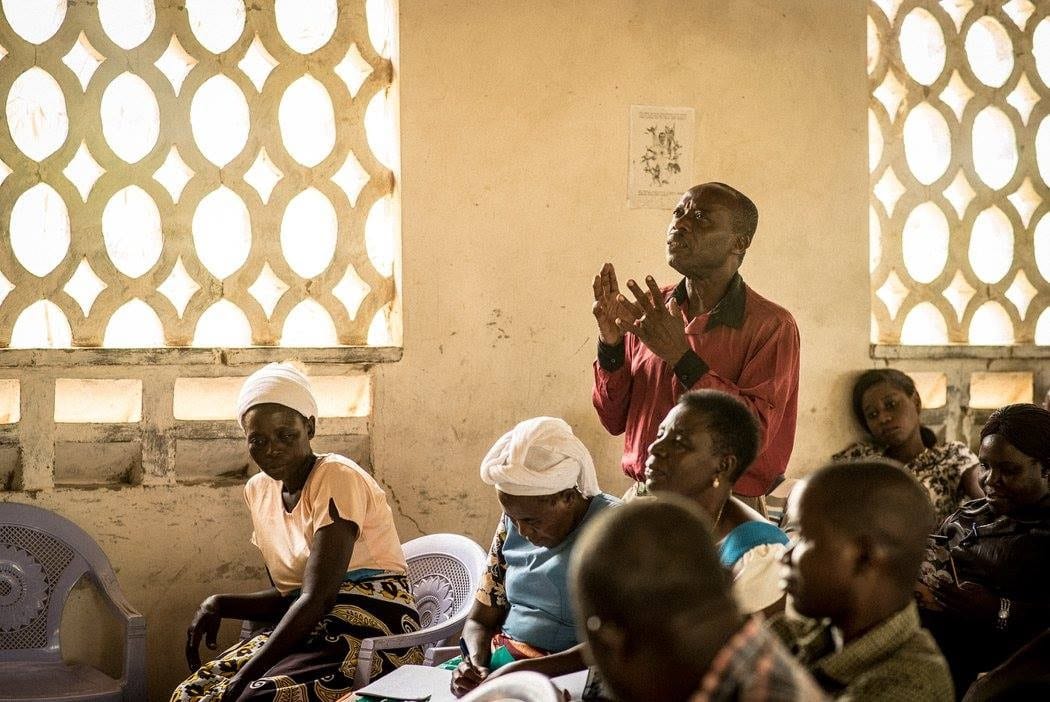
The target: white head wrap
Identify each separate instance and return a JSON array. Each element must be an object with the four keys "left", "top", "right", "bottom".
[
  {"left": 236, "top": 362, "right": 318, "bottom": 428},
  {"left": 479, "top": 417, "right": 600, "bottom": 497}
]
